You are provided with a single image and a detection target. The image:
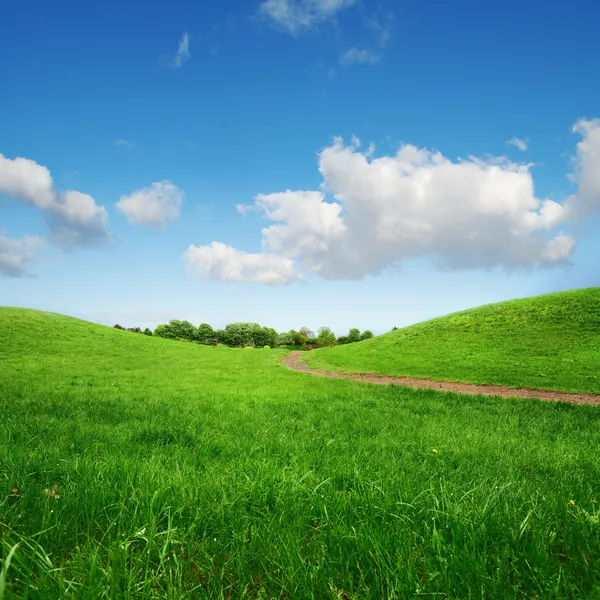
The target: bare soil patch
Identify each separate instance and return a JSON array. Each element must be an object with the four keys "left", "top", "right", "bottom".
[{"left": 283, "top": 352, "right": 600, "bottom": 405}]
